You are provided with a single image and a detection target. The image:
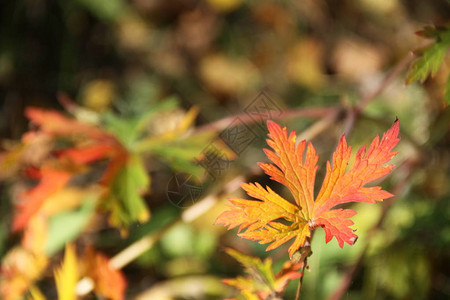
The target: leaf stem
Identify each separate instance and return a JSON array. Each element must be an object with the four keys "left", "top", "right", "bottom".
[{"left": 293, "top": 237, "right": 312, "bottom": 300}]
